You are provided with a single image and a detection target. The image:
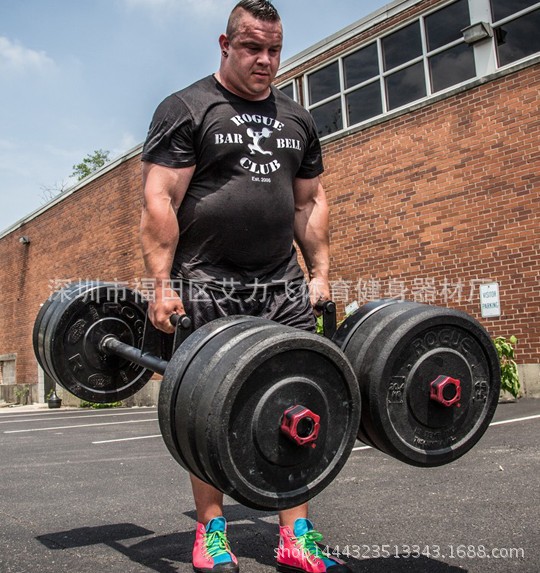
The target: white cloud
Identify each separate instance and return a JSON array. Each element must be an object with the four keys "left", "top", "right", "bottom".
[
  {"left": 0, "top": 139, "right": 17, "bottom": 151},
  {"left": 111, "top": 132, "right": 140, "bottom": 157},
  {"left": 0, "top": 36, "right": 55, "bottom": 73}
]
